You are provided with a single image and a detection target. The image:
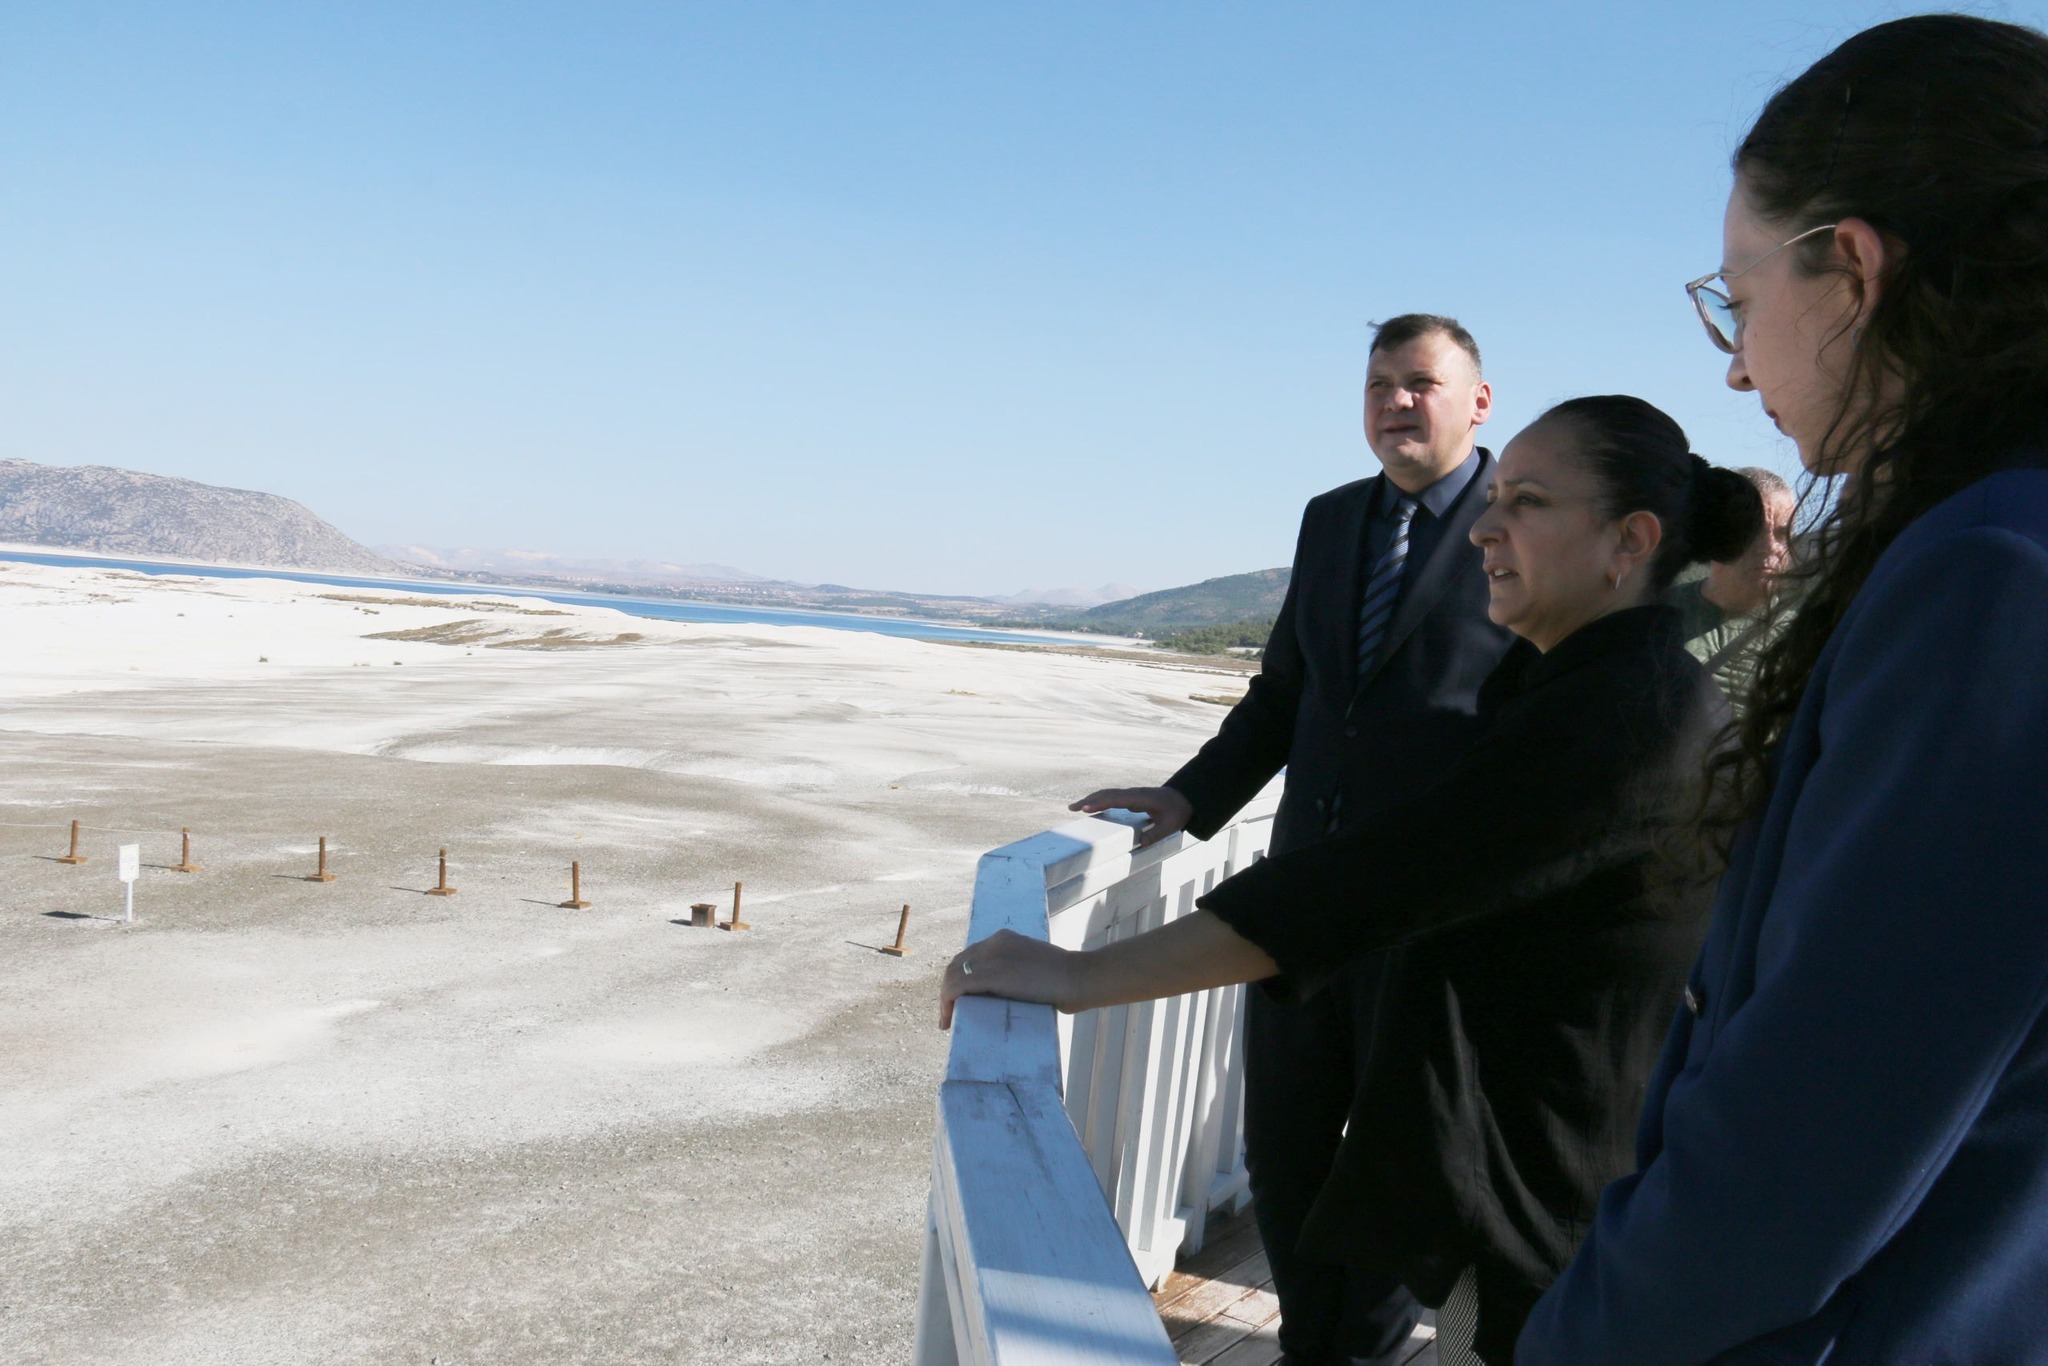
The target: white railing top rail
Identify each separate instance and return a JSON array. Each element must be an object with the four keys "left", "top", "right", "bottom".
[{"left": 915, "top": 791, "right": 1282, "bottom": 1365}]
